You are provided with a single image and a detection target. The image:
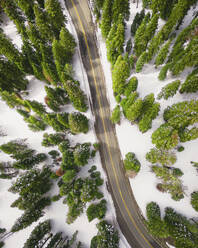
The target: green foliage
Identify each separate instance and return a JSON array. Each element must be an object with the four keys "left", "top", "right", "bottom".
[
  {"left": 45, "top": 0, "right": 65, "bottom": 38},
  {"left": 112, "top": 0, "right": 130, "bottom": 22},
  {"left": 106, "top": 16, "right": 125, "bottom": 65},
  {"left": 33, "top": 3, "right": 54, "bottom": 41},
  {"left": 43, "top": 113, "right": 66, "bottom": 132},
  {"left": 179, "top": 127, "right": 198, "bottom": 142},
  {"left": 158, "top": 63, "right": 171, "bottom": 81},
  {"left": 110, "top": 105, "right": 121, "bottom": 124},
  {"left": 45, "top": 86, "right": 69, "bottom": 111},
  {"left": 157, "top": 80, "right": 181, "bottom": 100},
  {"left": 125, "top": 98, "right": 143, "bottom": 122},
  {"left": 131, "top": 10, "right": 145, "bottom": 36},
  {"left": 124, "top": 77, "right": 138, "bottom": 97},
  {"left": 68, "top": 112, "right": 89, "bottom": 134},
  {"left": 180, "top": 69, "right": 198, "bottom": 94},
  {"left": 177, "top": 146, "right": 184, "bottom": 152},
  {"left": 11, "top": 198, "right": 51, "bottom": 233},
  {"left": 134, "top": 13, "right": 150, "bottom": 57},
  {"left": 25, "top": 100, "right": 46, "bottom": 116},
  {"left": 100, "top": 0, "right": 112, "bottom": 38},
  {"left": 152, "top": 124, "right": 179, "bottom": 150},
  {"left": 87, "top": 199, "right": 107, "bottom": 222},
  {"left": 57, "top": 112, "right": 70, "bottom": 129},
  {"left": 126, "top": 39, "right": 132, "bottom": 54},
  {"left": 91, "top": 221, "right": 119, "bottom": 248},
  {"left": 150, "top": 0, "right": 178, "bottom": 20},
  {"left": 112, "top": 55, "right": 130, "bottom": 95},
  {"left": 146, "top": 148, "right": 176, "bottom": 166},
  {"left": 172, "top": 168, "right": 183, "bottom": 177},
  {"left": 62, "top": 80, "right": 87, "bottom": 112},
  {"left": 42, "top": 133, "right": 66, "bottom": 147},
  {"left": 62, "top": 170, "right": 76, "bottom": 183},
  {"left": 73, "top": 143, "right": 91, "bottom": 166},
  {"left": 152, "top": 166, "right": 184, "bottom": 201},
  {"left": 146, "top": 202, "right": 168, "bottom": 238},
  {"left": 0, "top": 162, "right": 18, "bottom": 179},
  {"left": 0, "top": 58, "right": 28, "bottom": 92},
  {"left": 135, "top": 51, "right": 147, "bottom": 72},
  {"left": 191, "top": 192, "right": 198, "bottom": 212},
  {"left": 124, "top": 152, "right": 141, "bottom": 173},
  {"left": 23, "top": 220, "right": 51, "bottom": 248},
  {"left": 164, "top": 207, "right": 198, "bottom": 248},
  {"left": 155, "top": 40, "right": 172, "bottom": 67}
]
